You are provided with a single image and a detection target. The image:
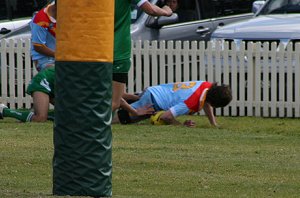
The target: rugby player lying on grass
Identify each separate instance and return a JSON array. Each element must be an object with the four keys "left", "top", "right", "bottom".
[{"left": 114, "top": 81, "right": 232, "bottom": 127}]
